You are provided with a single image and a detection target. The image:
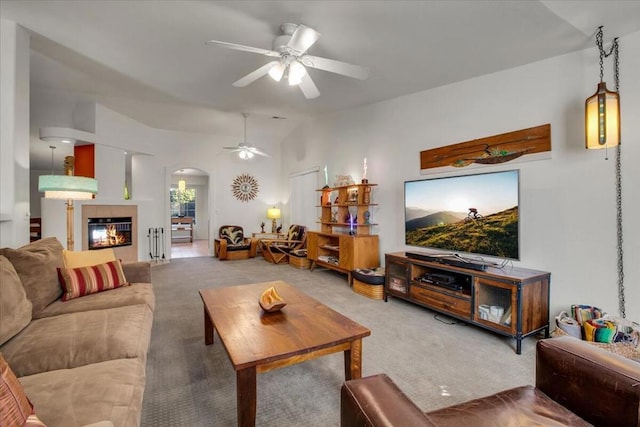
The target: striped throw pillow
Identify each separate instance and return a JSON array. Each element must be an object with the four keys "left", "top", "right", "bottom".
[
  {"left": 1, "top": 353, "right": 45, "bottom": 426},
  {"left": 57, "top": 260, "right": 130, "bottom": 301}
]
